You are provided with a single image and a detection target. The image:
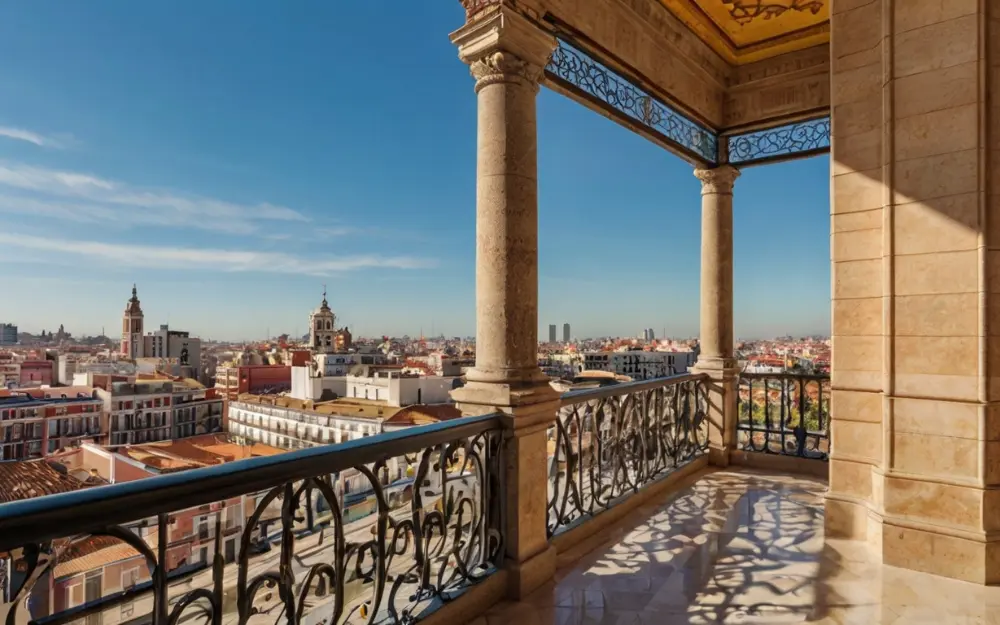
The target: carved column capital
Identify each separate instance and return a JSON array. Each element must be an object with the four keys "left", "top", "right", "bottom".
[
  {"left": 470, "top": 50, "right": 544, "bottom": 92},
  {"left": 694, "top": 165, "right": 740, "bottom": 195},
  {"left": 451, "top": 5, "right": 556, "bottom": 92}
]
